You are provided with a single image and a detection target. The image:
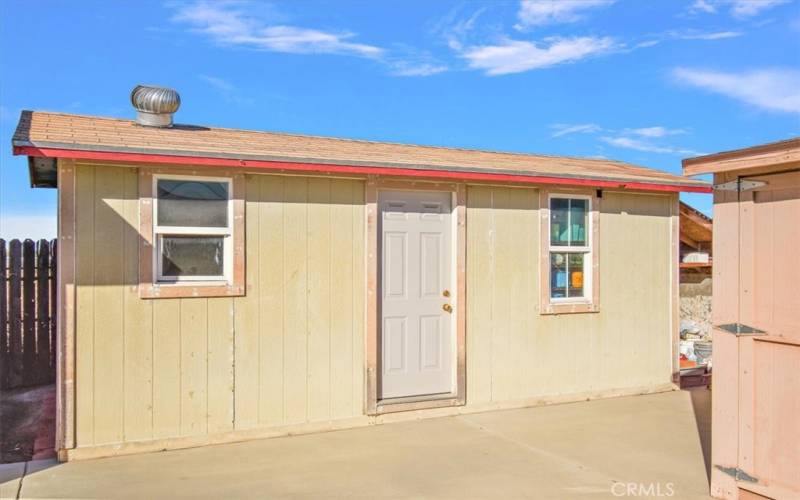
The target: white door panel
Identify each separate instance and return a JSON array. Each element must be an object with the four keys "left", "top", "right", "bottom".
[{"left": 380, "top": 190, "right": 453, "bottom": 399}]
